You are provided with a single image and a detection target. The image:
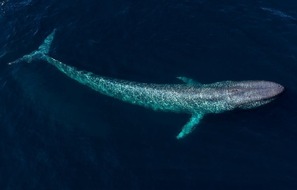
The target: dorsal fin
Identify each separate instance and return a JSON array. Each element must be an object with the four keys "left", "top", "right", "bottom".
[{"left": 176, "top": 76, "right": 202, "bottom": 86}]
